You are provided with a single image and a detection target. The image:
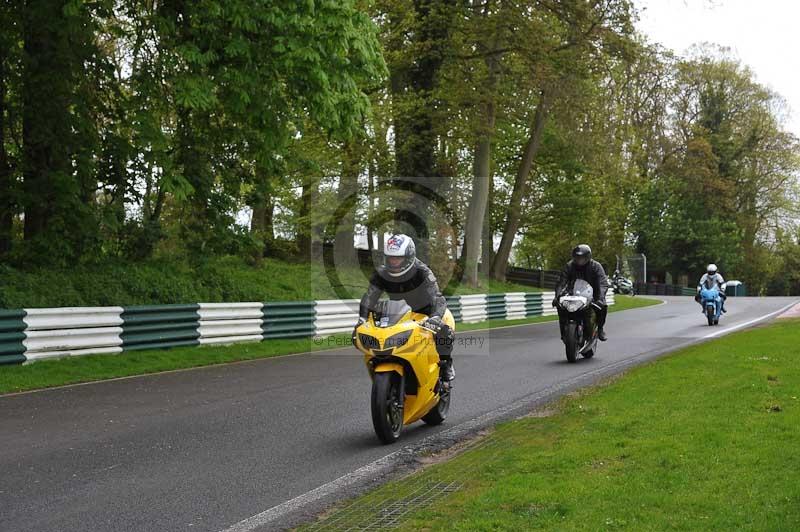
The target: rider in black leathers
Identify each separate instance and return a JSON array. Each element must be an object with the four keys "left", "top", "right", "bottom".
[
  {"left": 553, "top": 244, "right": 610, "bottom": 341},
  {"left": 357, "top": 234, "right": 456, "bottom": 382}
]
